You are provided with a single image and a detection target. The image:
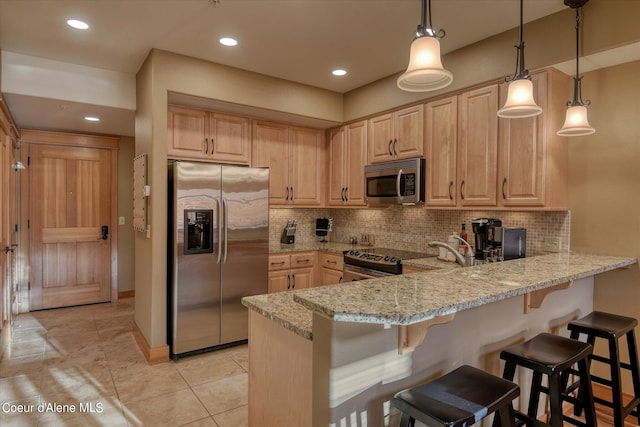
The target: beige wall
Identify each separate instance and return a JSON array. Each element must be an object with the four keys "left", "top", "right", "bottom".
[
  {"left": 343, "top": 0, "right": 640, "bottom": 122},
  {"left": 117, "top": 137, "right": 135, "bottom": 293},
  {"left": 568, "top": 60, "right": 640, "bottom": 390}
]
